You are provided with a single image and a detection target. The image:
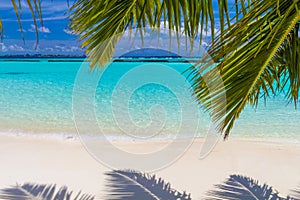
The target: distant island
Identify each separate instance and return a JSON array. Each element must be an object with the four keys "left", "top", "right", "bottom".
[
  {"left": 0, "top": 54, "right": 87, "bottom": 59},
  {"left": 0, "top": 48, "right": 200, "bottom": 63},
  {"left": 119, "top": 48, "right": 181, "bottom": 58}
]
